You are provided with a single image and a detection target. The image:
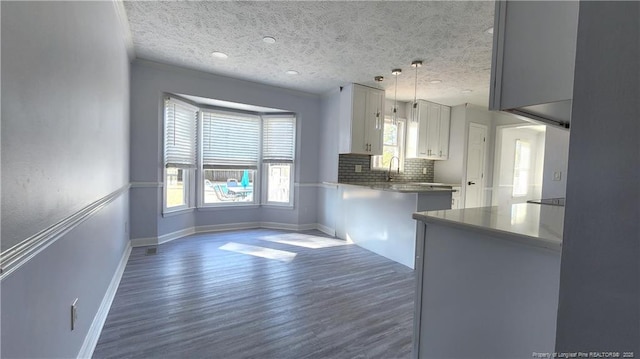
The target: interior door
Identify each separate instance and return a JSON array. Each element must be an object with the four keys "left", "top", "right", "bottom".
[{"left": 465, "top": 123, "right": 488, "bottom": 208}]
